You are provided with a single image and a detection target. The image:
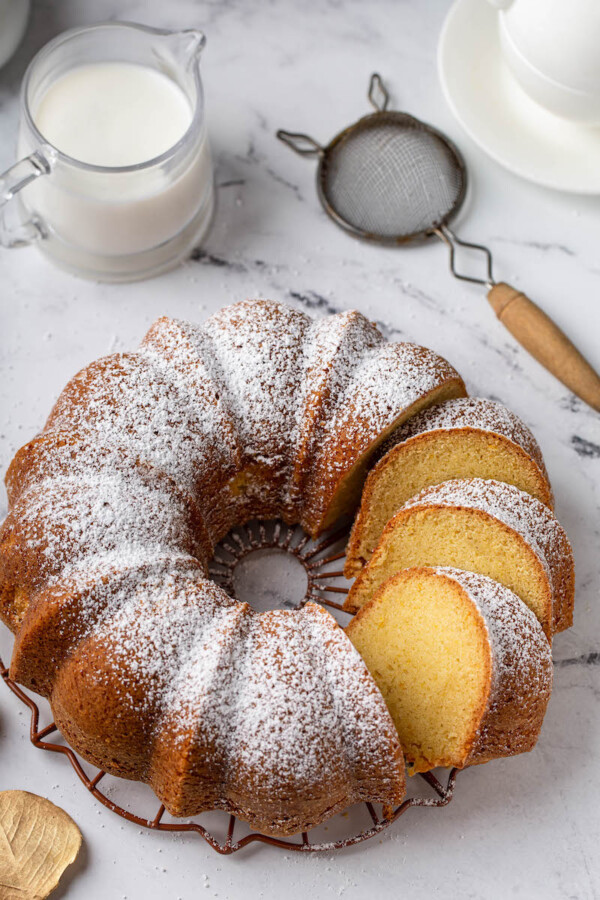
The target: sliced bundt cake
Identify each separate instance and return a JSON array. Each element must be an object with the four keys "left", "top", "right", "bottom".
[
  {"left": 346, "top": 566, "right": 553, "bottom": 773},
  {"left": 345, "top": 397, "right": 553, "bottom": 577}
]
